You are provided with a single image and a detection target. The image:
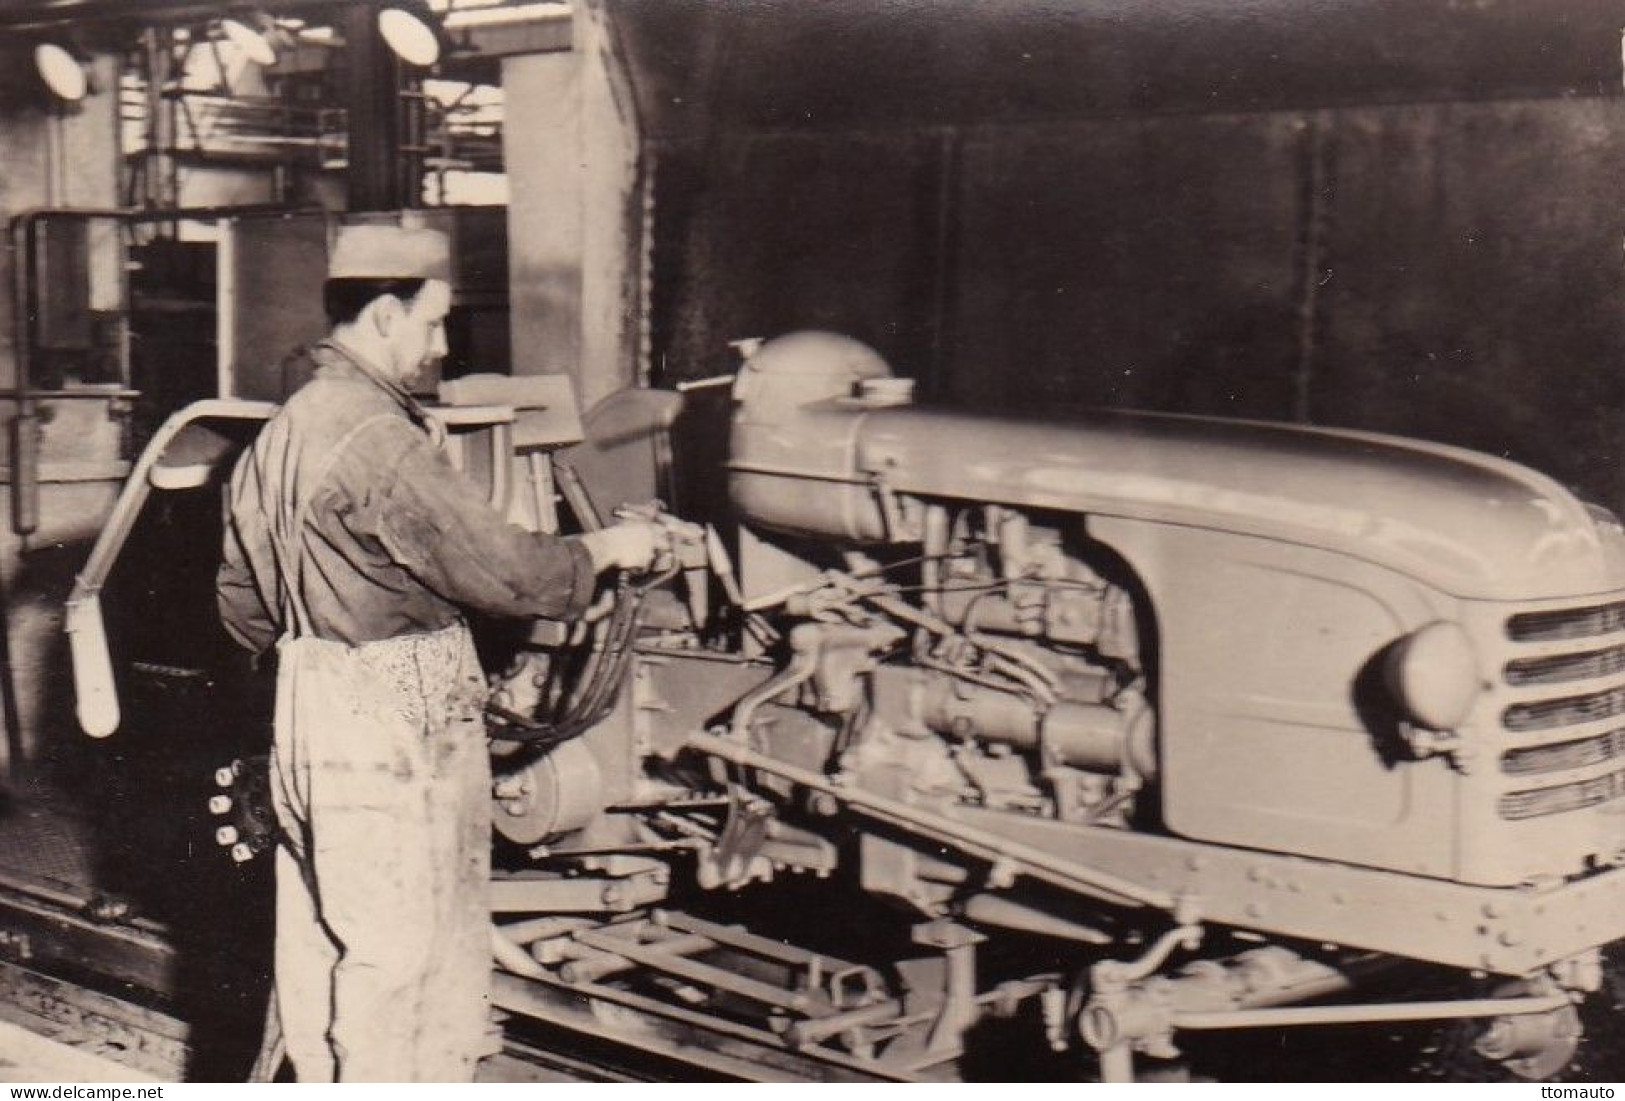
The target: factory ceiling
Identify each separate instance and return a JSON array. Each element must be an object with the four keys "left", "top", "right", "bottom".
[
  {"left": 0, "top": 0, "right": 347, "bottom": 30},
  {"left": 0, "top": 1, "right": 565, "bottom": 103},
  {"left": 0, "top": 1, "right": 1614, "bottom": 136}
]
